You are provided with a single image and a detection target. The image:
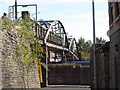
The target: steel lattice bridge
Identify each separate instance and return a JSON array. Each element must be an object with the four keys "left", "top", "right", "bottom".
[
  {"left": 9, "top": 3, "right": 80, "bottom": 63},
  {"left": 34, "top": 20, "right": 81, "bottom": 87},
  {"left": 34, "top": 20, "right": 80, "bottom": 63}
]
